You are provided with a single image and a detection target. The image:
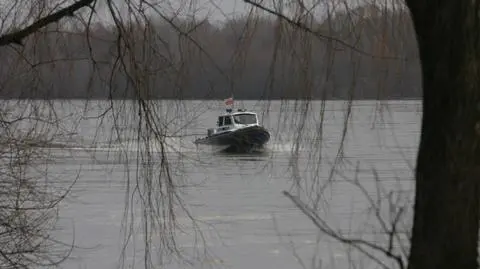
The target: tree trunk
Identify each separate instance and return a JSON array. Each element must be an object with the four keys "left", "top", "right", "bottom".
[{"left": 406, "top": 1, "right": 480, "bottom": 269}]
